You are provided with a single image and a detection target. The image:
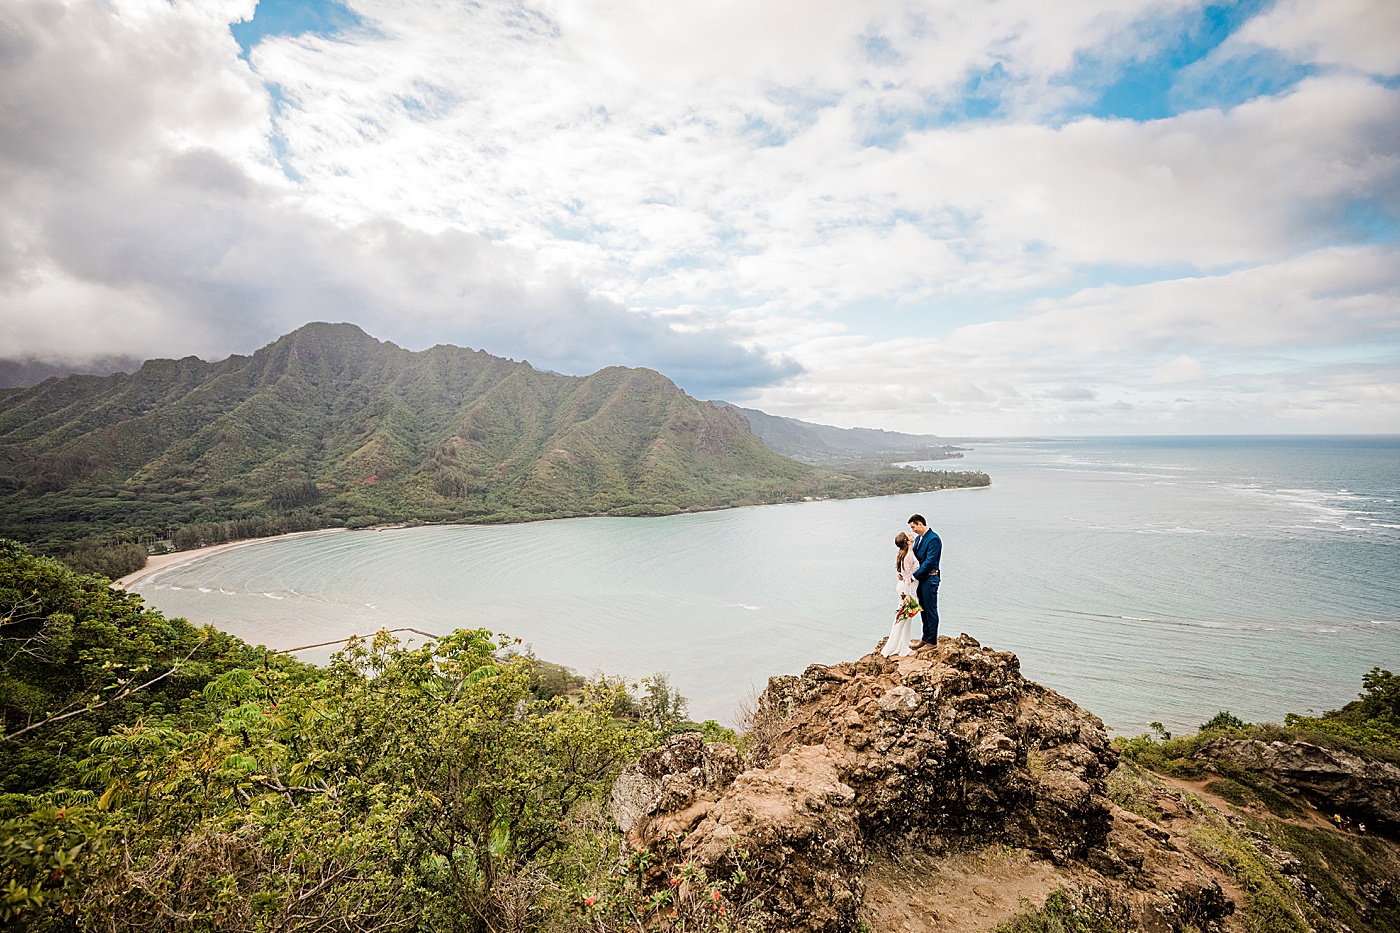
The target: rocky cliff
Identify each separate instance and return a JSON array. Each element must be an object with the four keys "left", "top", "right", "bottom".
[
  {"left": 610, "top": 637, "right": 1399, "bottom": 933},
  {"left": 1198, "top": 736, "right": 1400, "bottom": 833}
]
